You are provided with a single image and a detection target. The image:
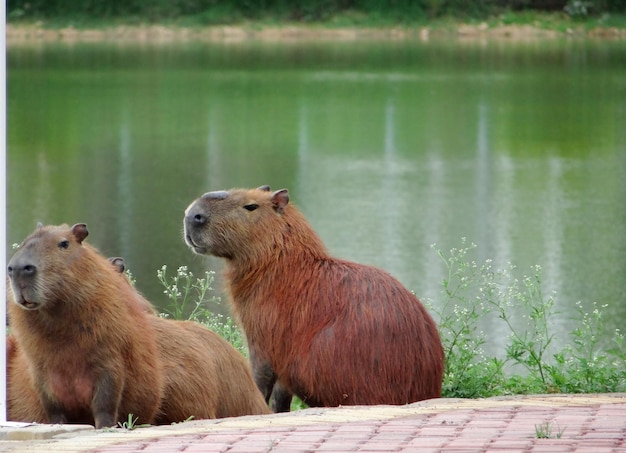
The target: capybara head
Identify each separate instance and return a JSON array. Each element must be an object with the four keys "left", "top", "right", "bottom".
[
  {"left": 8, "top": 223, "right": 91, "bottom": 311},
  {"left": 184, "top": 185, "right": 291, "bottom": 260}
]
